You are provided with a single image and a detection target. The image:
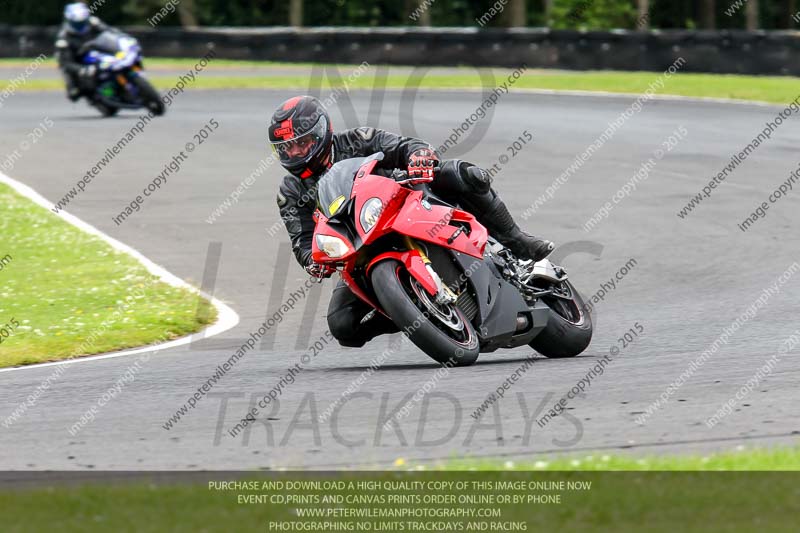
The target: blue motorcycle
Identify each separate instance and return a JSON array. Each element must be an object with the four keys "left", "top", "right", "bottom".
[{"left": 79, "top": 30, "right": 165, "bottom": 117}]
